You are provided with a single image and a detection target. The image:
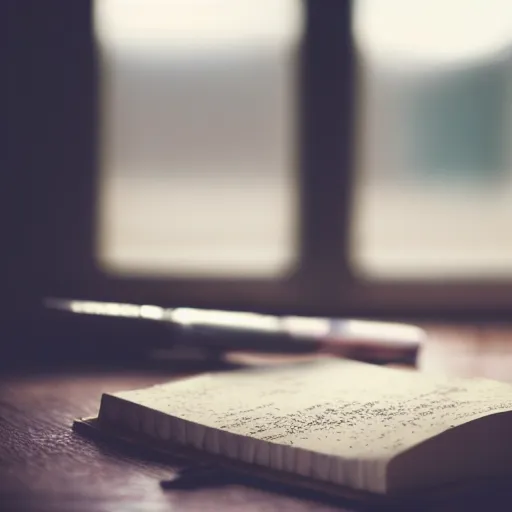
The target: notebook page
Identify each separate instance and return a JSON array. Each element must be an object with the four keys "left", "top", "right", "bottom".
[{"left": 113, "top": 358, "right": 512, "bottom": 461}]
